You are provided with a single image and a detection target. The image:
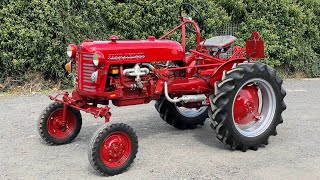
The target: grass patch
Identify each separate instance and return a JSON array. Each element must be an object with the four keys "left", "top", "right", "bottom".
[{"left": 0, "top": 73, "right": 71, "bottom": 94}]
